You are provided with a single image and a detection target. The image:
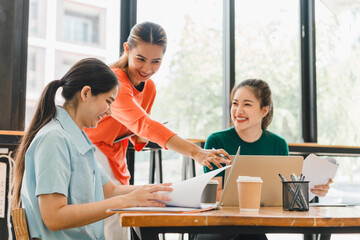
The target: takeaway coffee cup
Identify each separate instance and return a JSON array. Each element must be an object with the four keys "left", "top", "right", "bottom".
[
  {"left": 236, "top": 176, "right": 263, "bottom": 212},
  {"left": 201, "top": 180, "right": 219, "bottom": 203}
]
